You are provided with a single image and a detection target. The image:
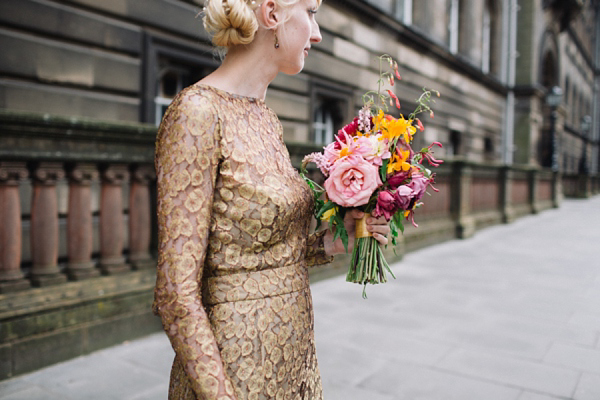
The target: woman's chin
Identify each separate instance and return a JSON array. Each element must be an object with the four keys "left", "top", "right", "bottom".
[{"left": 280, "top": 59, "right": 305, "bottom": 75}]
